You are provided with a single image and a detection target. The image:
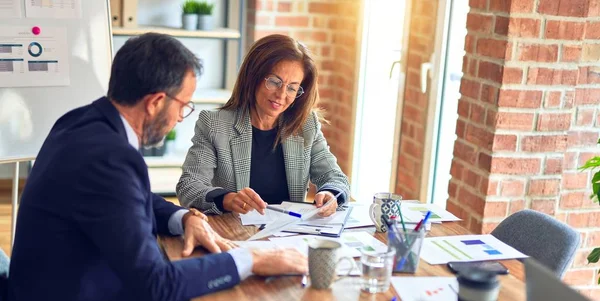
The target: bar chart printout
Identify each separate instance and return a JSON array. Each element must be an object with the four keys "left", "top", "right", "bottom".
[{"left": 420, "top": 234, "right": 528, "bottom": 264}]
